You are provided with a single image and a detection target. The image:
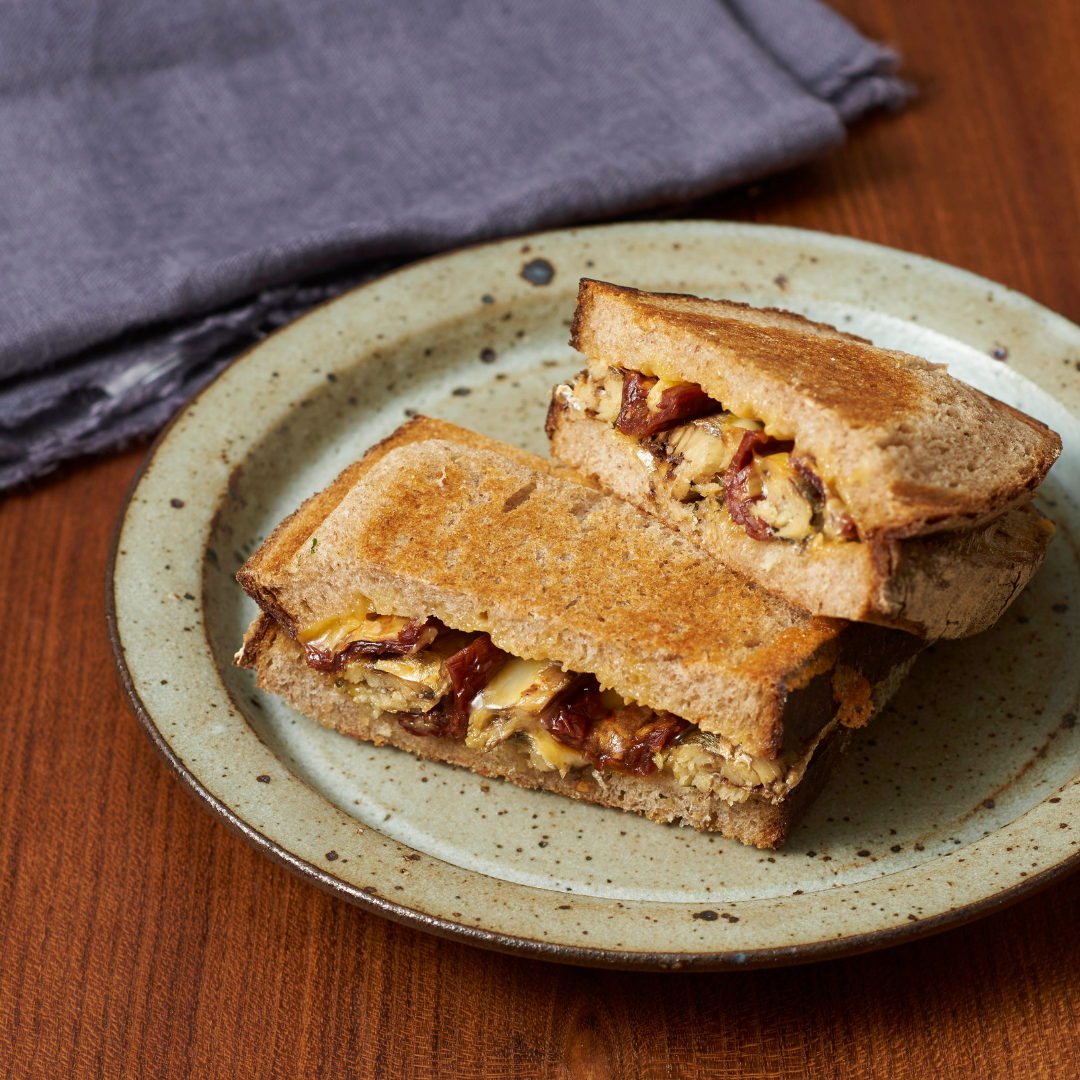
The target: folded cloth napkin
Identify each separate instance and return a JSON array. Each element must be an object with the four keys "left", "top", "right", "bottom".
[{"left": 0, "top": 0, "right": 909, "bottom": 489}]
